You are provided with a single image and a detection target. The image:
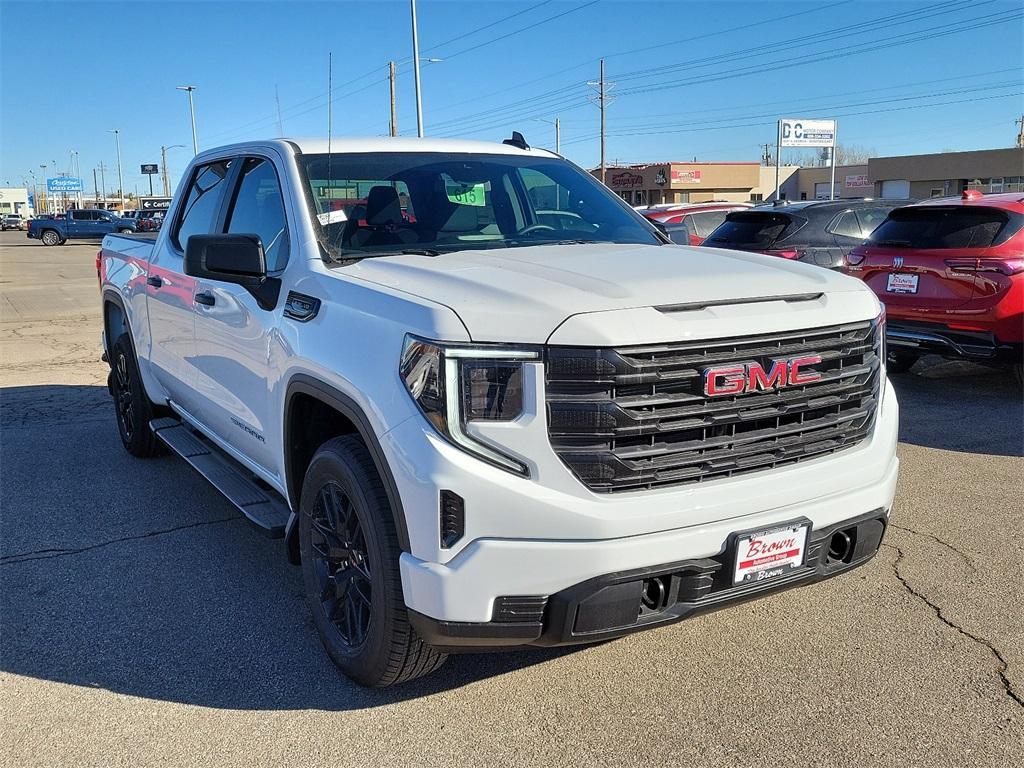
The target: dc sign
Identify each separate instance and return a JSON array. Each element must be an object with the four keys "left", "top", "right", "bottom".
[
  {"left": 779, "top": 118, "right": 836, "bottom": 148},
  {"left": 47, "top": 177, "right": 84, "bottom": 193}
]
